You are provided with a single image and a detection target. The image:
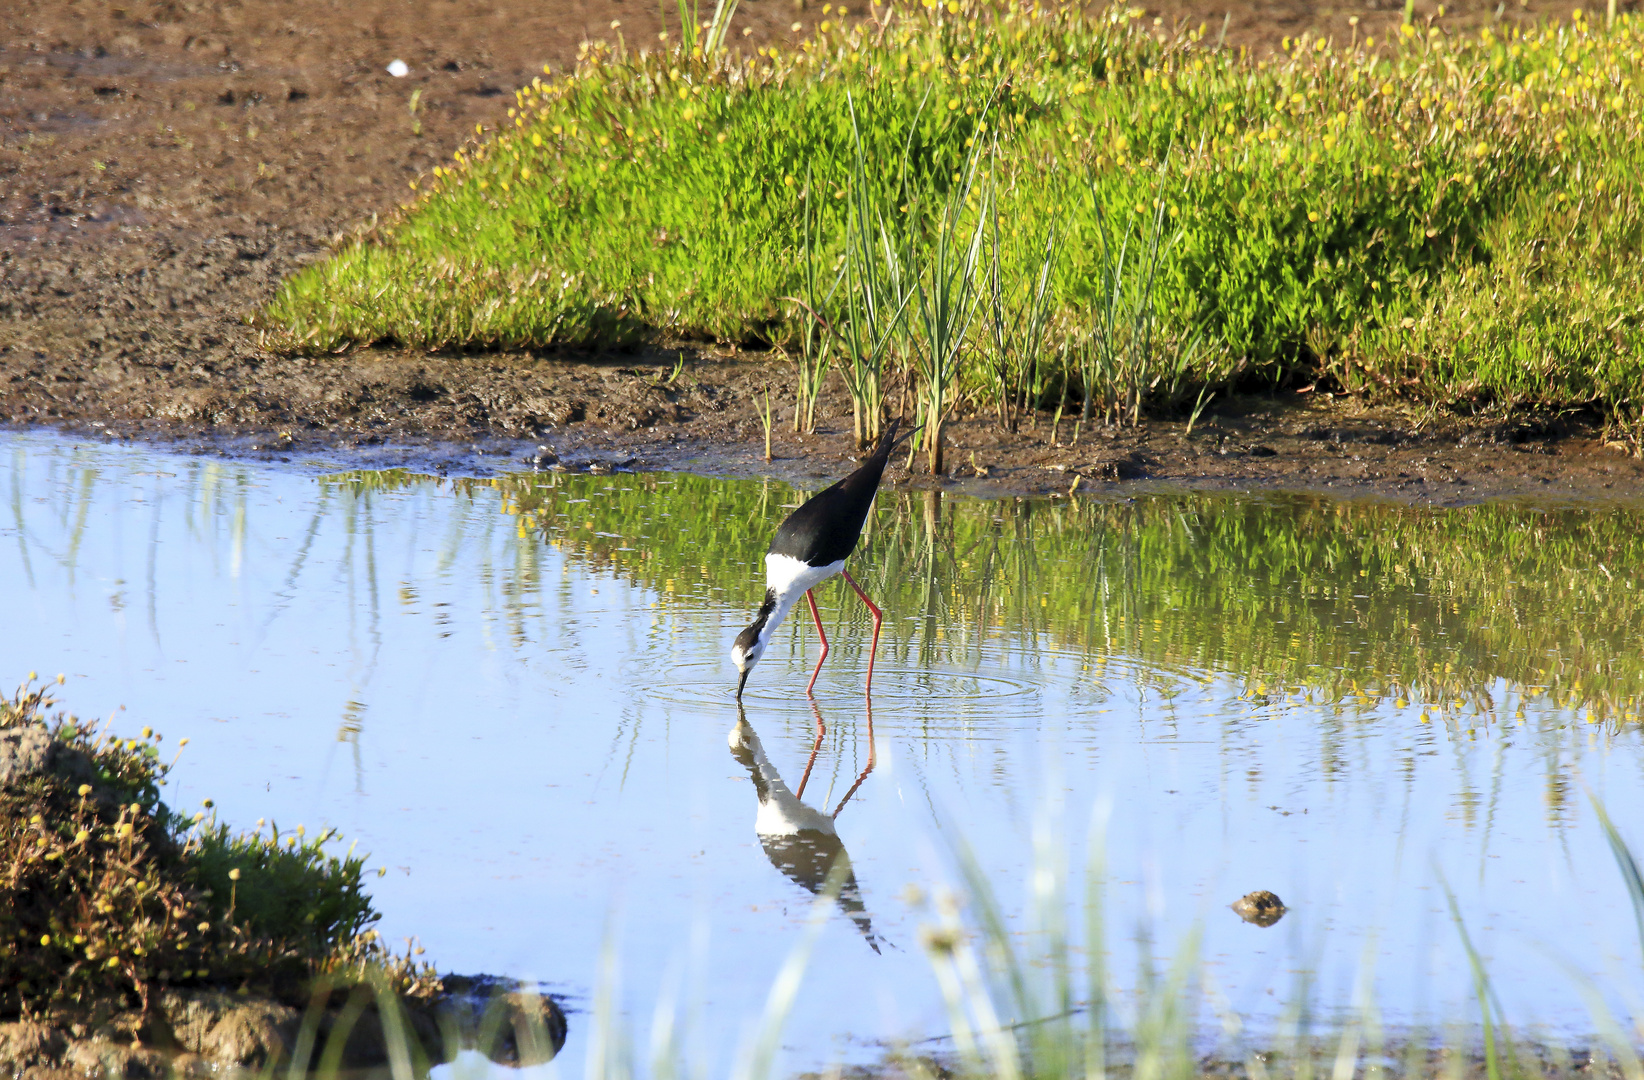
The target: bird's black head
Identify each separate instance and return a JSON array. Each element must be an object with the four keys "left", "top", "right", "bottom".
[{"left": 731, "top": 589, "right": 777, "bottom": 697}]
